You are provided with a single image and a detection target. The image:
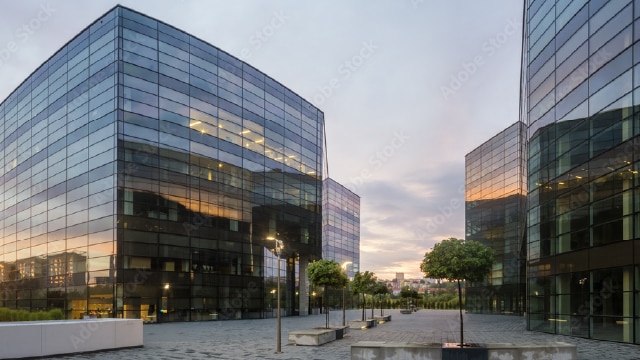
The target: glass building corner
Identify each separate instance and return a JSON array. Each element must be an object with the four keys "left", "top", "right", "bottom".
[{"left": 0, "top": 6, "right": 323, "bottom": 322}]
